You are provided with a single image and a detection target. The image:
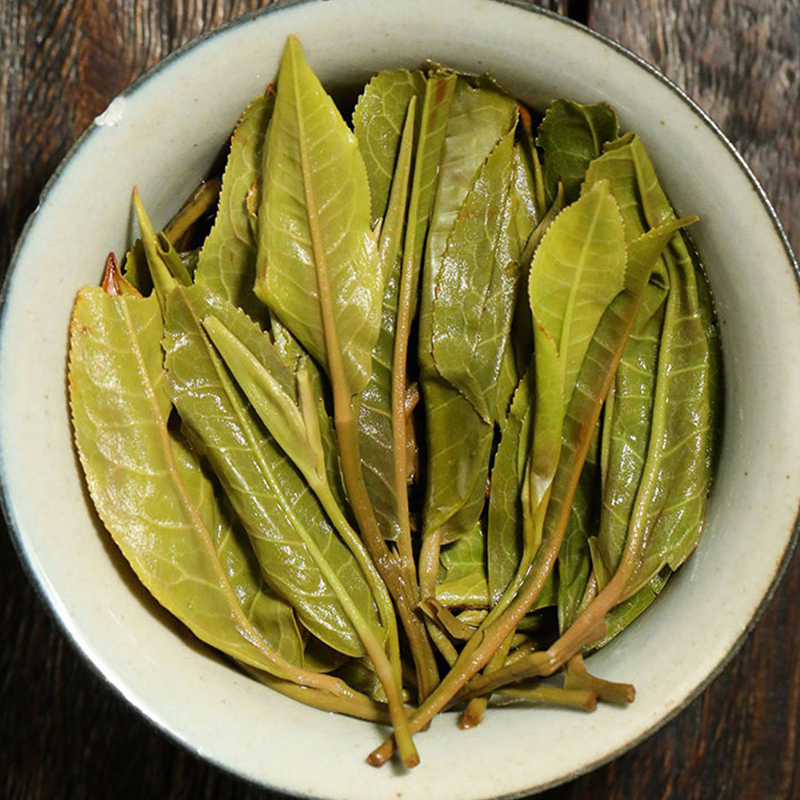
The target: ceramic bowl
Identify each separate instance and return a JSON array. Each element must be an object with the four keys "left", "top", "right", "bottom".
[{"left": 2, "top": 0, "right": 798, "bottom": 797}]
